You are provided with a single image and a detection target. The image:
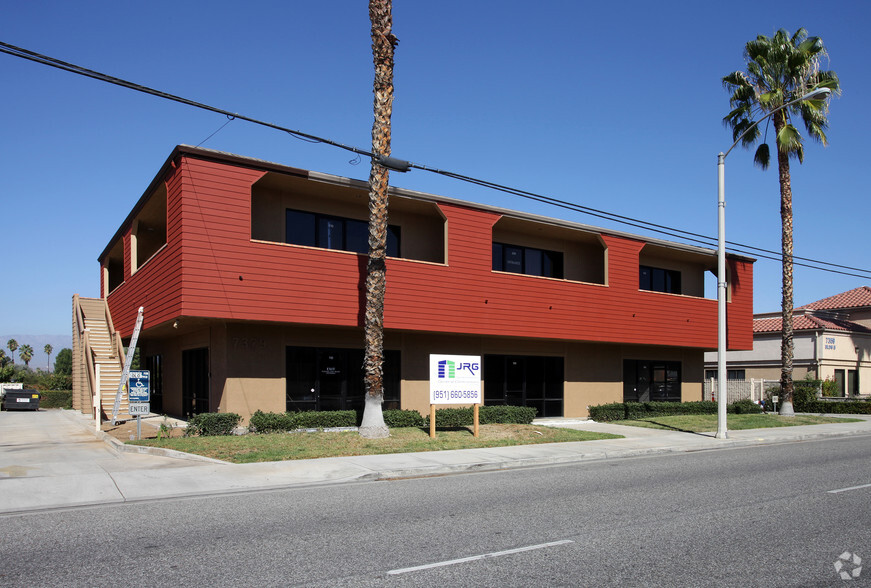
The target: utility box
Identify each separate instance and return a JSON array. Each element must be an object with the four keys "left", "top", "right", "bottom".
[{"left": 2, "top": 389, "right": 40, "bottom": 411}]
